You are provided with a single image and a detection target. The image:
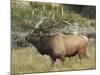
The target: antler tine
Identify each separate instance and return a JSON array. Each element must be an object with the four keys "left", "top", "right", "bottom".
[
  {"left": 29, "top": 21, "right": 37, "bottom": 30},
  {"left": 62, "top": 20, "right": 72, "bottom": 25},
  {"left": 42, "top": 17, "right": 63, "bottom": 30},
  {"left": 25, "top": 19, "right": 38, "bottom": 30},
  {"left": 35, "top": 17, "right": 47, "bottom": 28}
]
